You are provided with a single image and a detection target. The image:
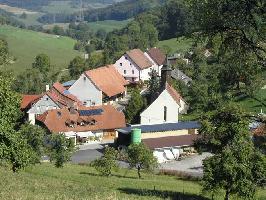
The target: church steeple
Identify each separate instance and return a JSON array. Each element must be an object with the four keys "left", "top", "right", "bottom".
[{"left": 160, "top": 57, "right": 172, "bottom": 89}]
